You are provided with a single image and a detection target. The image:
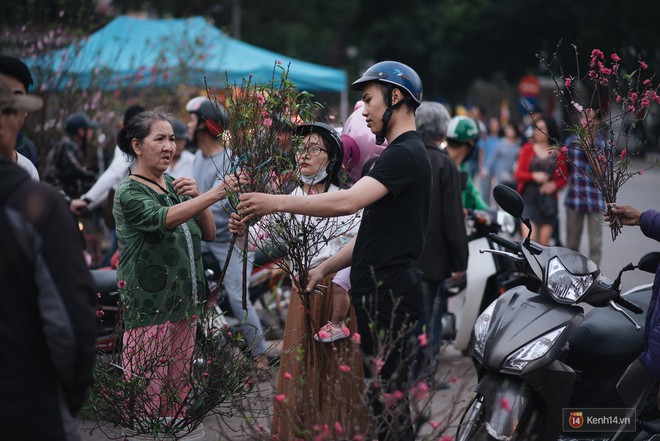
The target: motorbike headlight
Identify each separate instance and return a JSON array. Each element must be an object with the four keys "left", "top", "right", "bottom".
[
  {"left": 503, "top": 326, "right": 566, "bottom": 371},
  {"left": 473, "top": 300, "right": 498, "bottom": 358},
  {"left": 546, "top": 257, "right": 593, "bottom": 303}
]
